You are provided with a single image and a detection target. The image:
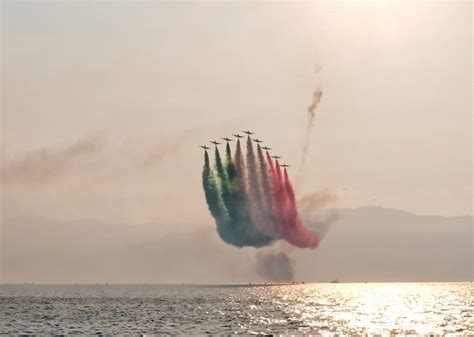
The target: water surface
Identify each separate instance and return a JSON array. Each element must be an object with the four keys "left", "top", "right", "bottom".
[{"left": 1, "top": 283, "right": 472, "bottom": 334}]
